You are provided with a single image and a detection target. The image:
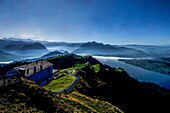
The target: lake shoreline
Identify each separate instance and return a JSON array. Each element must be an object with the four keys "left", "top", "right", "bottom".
[{"left": 93, "top": 56, "right": 170, "bottom": 90}]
